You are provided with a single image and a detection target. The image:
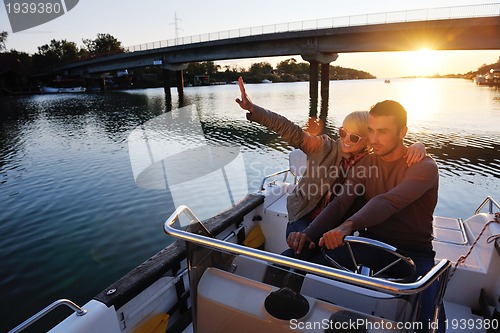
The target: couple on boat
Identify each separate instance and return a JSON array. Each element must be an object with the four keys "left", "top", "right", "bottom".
[{"left": 235, "top": 77, "right": 444, "bottom": 332}]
